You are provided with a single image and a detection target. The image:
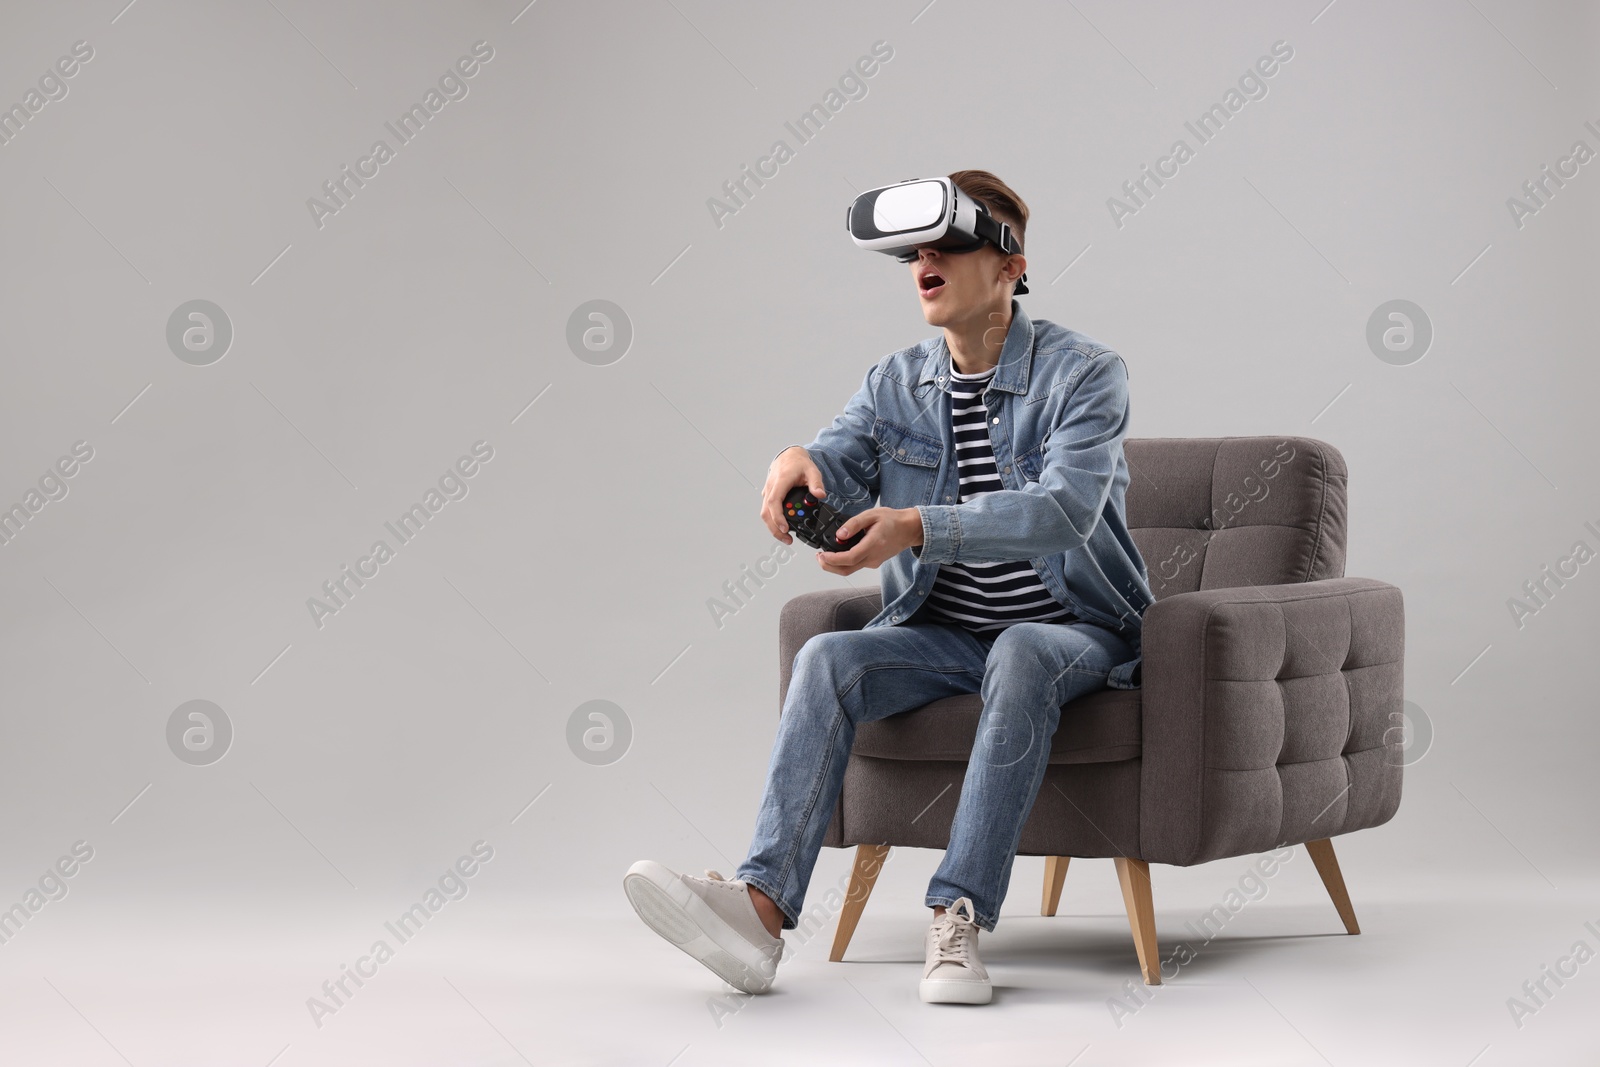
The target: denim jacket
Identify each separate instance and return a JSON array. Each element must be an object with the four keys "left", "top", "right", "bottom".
[{"left": 796, "top": 299, "right": 1155, "bottom": 689}]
